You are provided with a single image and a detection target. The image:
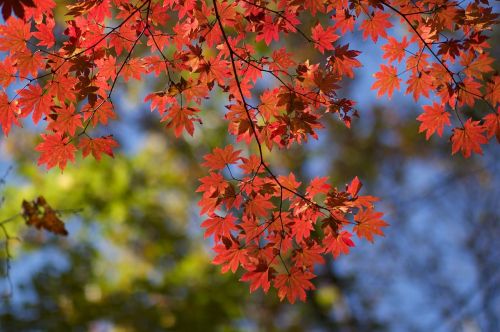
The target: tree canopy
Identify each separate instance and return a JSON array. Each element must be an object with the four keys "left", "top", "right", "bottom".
[{"left": 0, "top": 0, "right": 498, "bottom": 308}]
